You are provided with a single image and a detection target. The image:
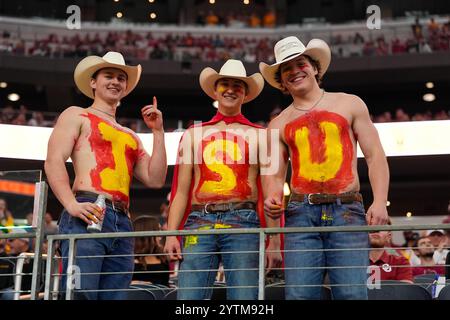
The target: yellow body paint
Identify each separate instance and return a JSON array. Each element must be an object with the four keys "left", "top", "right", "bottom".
[
  {"left": 296, "top": 121, "right": 343, "bottom": 182},
  {"left": 199, "top": 139, "right": 242, "bottom": 195},
  {"left": 98, "top": 122, "right": 138, "bottom": 197}
]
